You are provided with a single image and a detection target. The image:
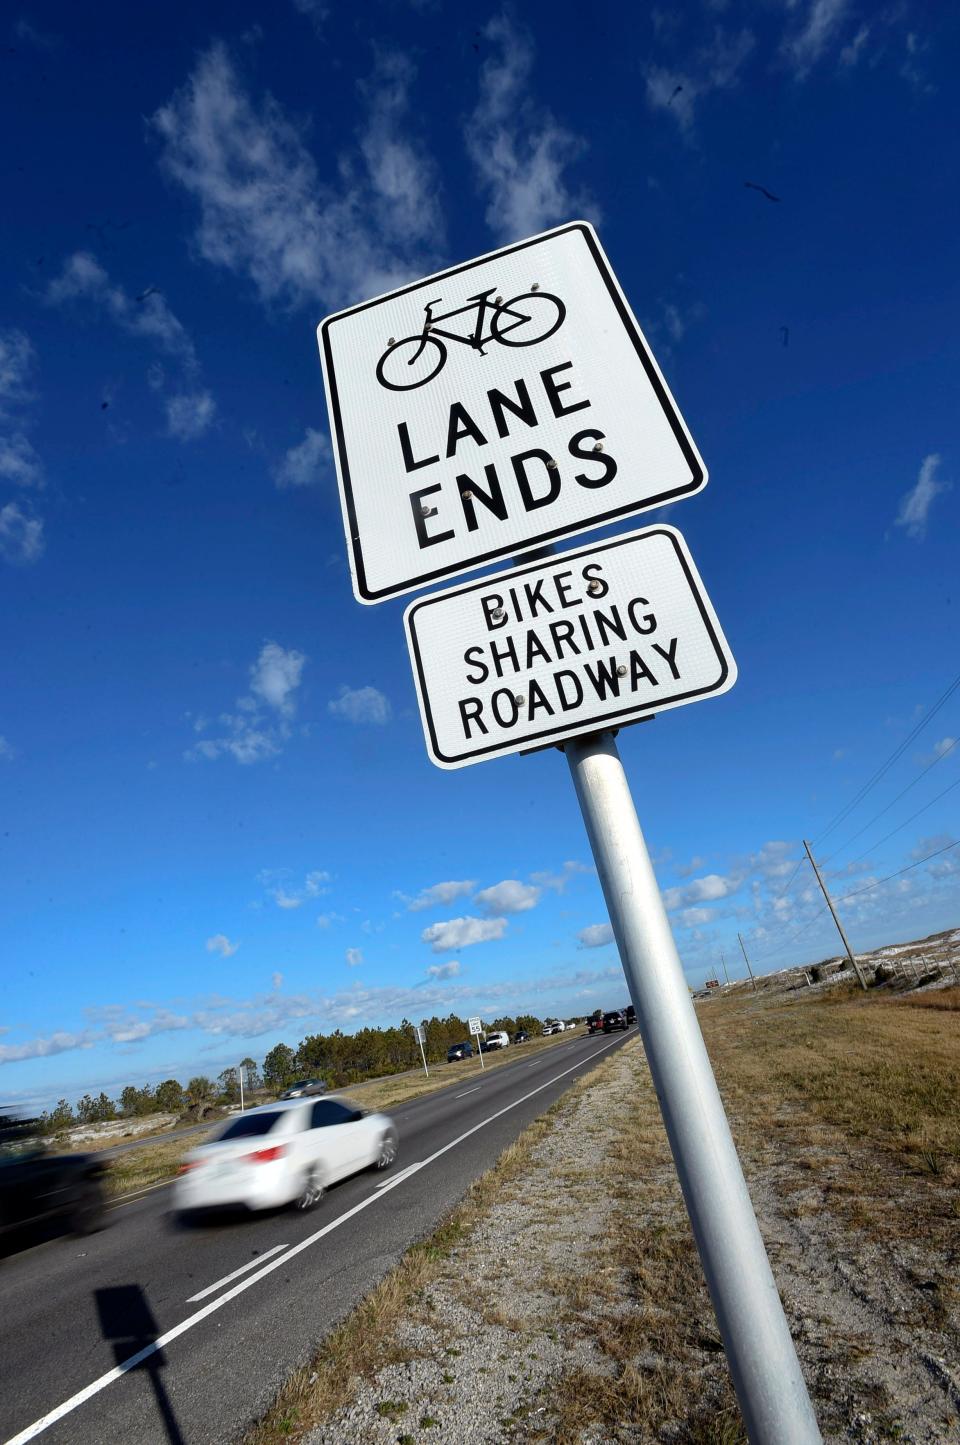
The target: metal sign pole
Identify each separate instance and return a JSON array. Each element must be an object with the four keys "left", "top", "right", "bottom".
[
  {"left": 565, "top": 731, "right": 820, "bottom": 1445},
  {"left": 238, "top": 1065, "right": 244, "bottom": 1112},
  {"left": 415, "top": 1028, "right": 429, "bottom": 1078}
]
